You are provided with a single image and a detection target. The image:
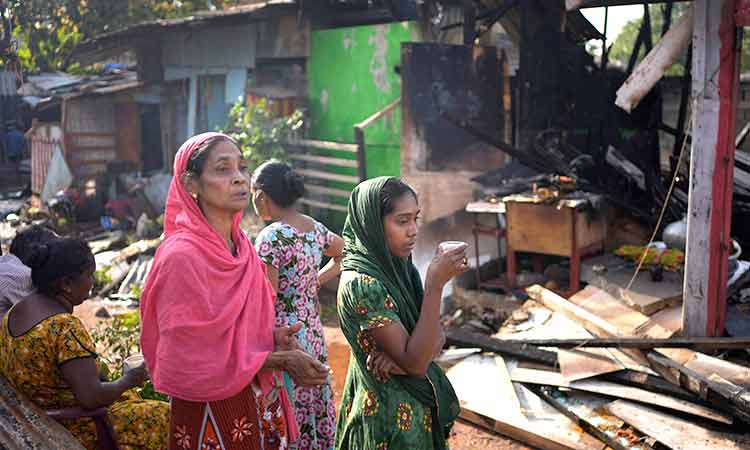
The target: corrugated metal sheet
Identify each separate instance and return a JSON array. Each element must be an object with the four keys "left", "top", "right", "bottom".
[
  {"left": 63, "top": 97, "right": 118, "bottom": 177},
  {"left": 29, "top": 124, "right": 63, "bottom": 195},
  {"left": 71, "top": 0, "right": 295, "bottom": 65},
  {"left": 25, "top": 73, "right": 82, "bottom": 95},
  {"left": 0, "top": 72, "right": 18, "bottom": 96},
  {"left": 162, "top": 24, "right": 257, "bottom": 68},
  {"left": 0, "top": 376, "right": 86, "bottom": 450}
]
